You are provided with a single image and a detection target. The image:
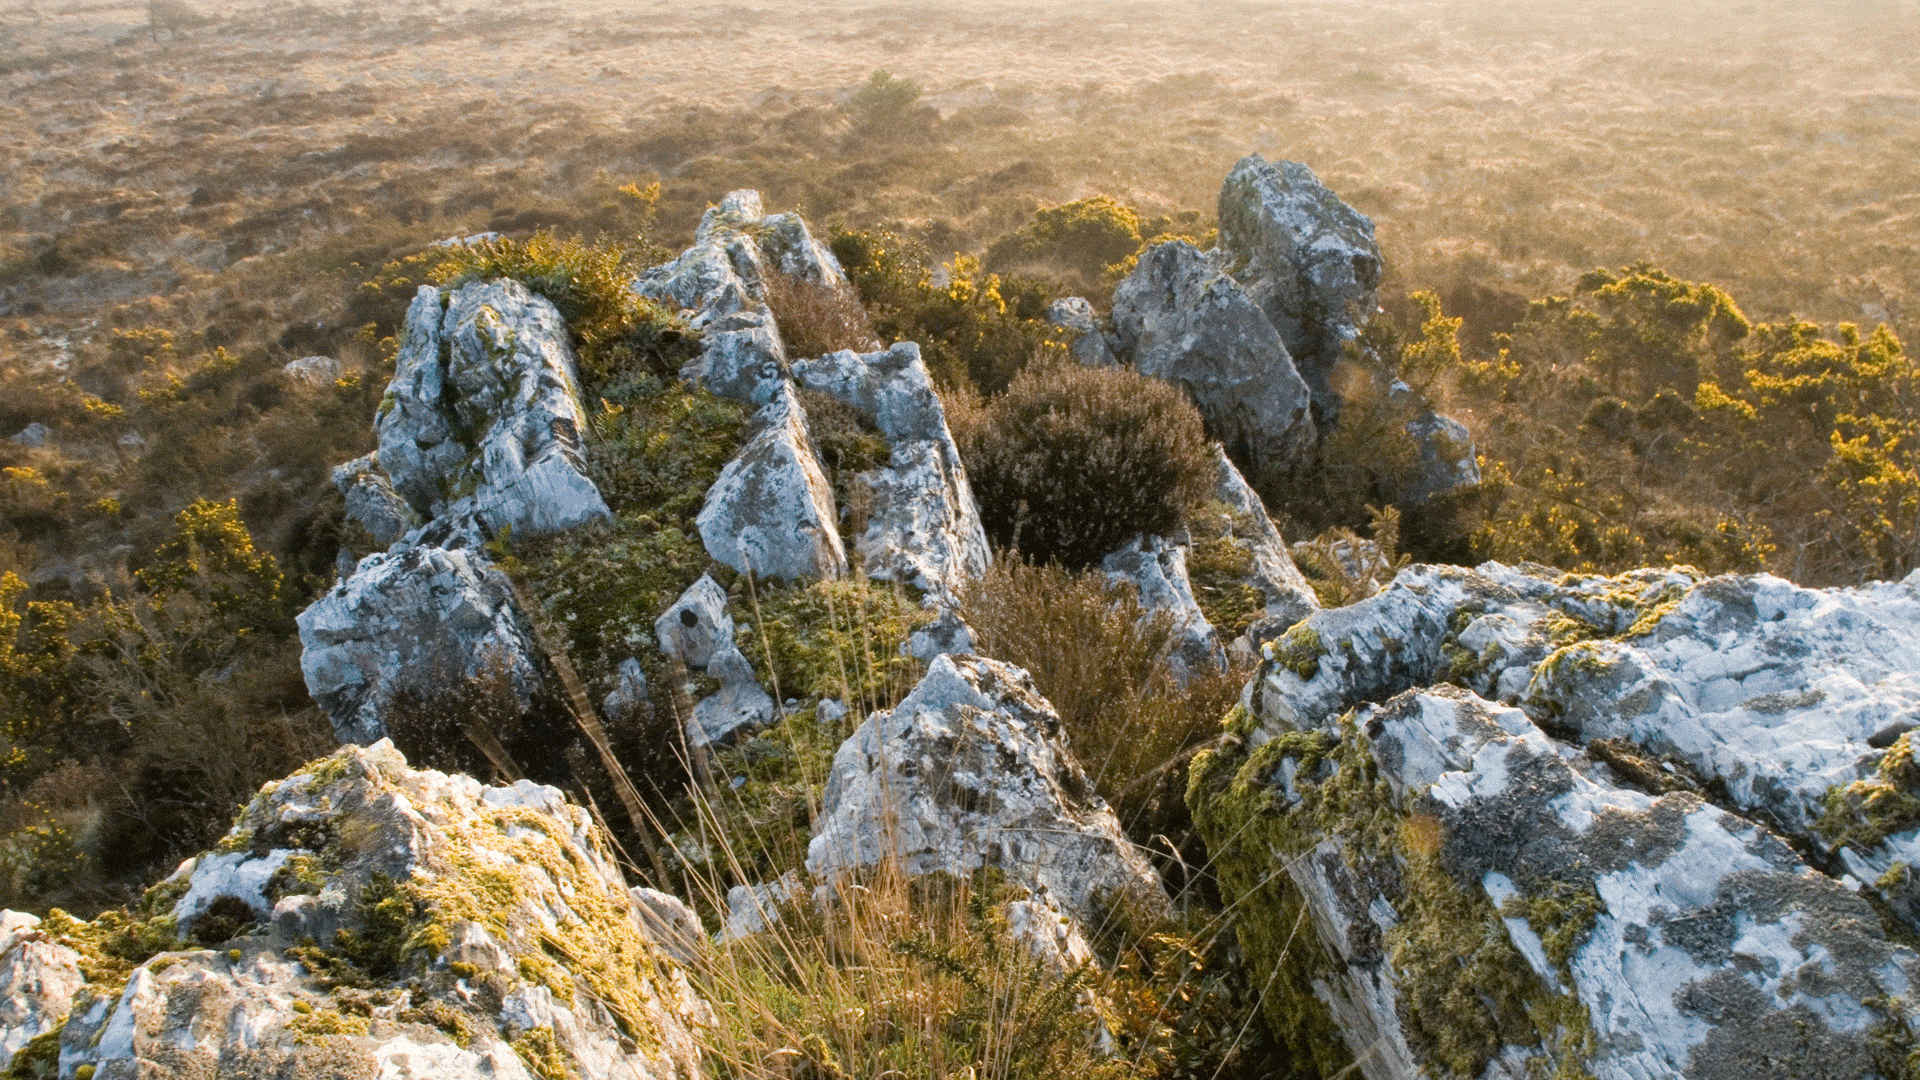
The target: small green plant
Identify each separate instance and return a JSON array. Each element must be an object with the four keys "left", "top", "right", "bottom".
[
  {"left": 843, "top": 69, "right": 929, "bottom": 137},
  {"left": 956, "top": 361, "right": 1214, "bottom": 569}
]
